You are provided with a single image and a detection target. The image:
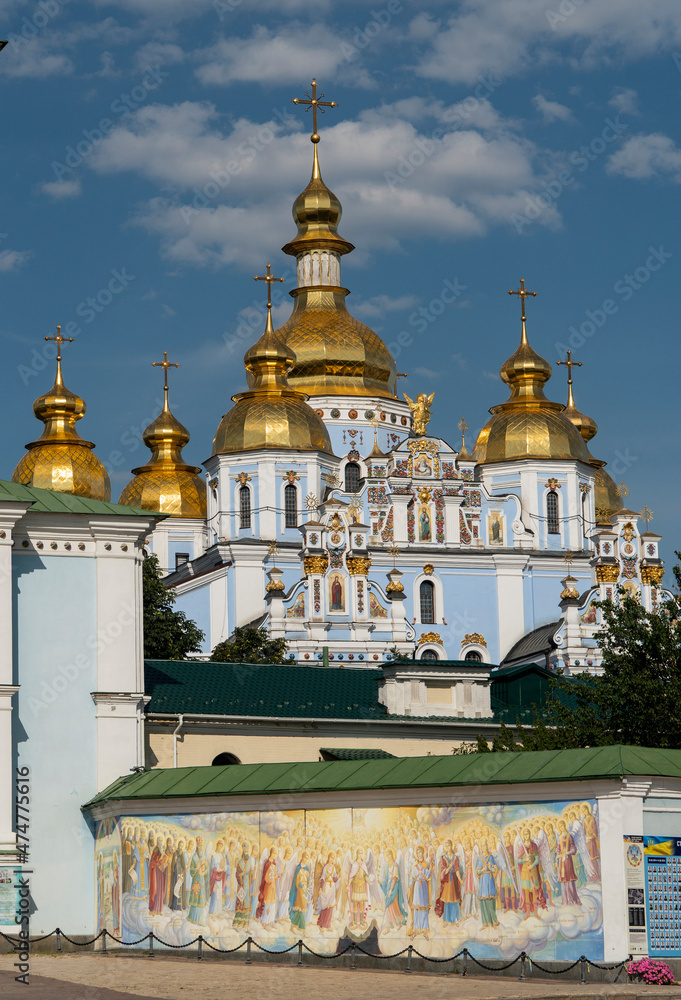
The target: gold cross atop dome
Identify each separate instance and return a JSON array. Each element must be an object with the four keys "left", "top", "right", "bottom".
[
  {"left": 254, "top": 263, "right": 284, "bottom": 308},
  {"left": 508, "top": 277, "right": 537, "bottom": 321},
  {"left": 151, "top": 350, "right": 179, "bottom": 389},
  {"left": 291, "top": 78, "right": 337, "bottom": 143},
  {"left": 45, "top": 324, "right": 73, "bottom": 360},
  {"left": 556, "top": 350, "right": 582, "bottom": 385}
]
